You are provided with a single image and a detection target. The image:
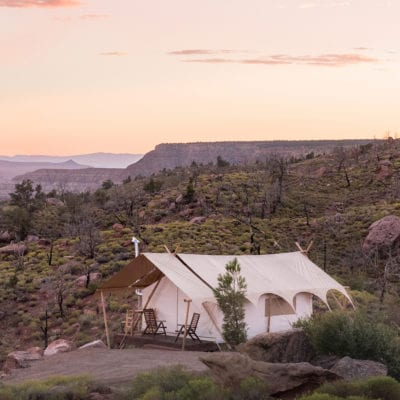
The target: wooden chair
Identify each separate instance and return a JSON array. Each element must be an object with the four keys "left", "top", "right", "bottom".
[
  {"left": 142, "top": 308, "right": 167, "bottom": 336},
  {"left": 175, "top": 312, "right": 201, "bottom": 342}
]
